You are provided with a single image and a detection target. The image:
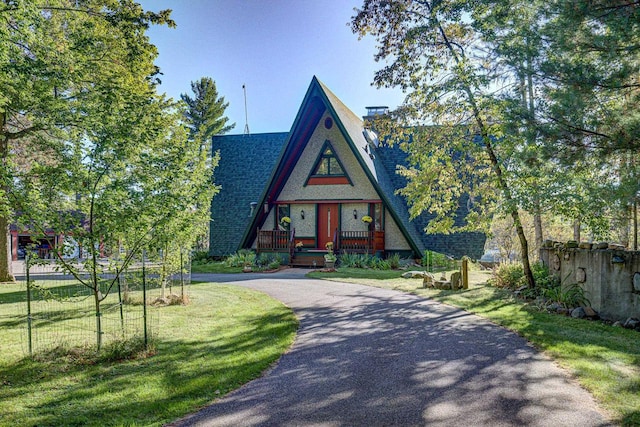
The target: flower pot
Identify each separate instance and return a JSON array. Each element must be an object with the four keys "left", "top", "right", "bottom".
[{"left": 324, "top": 260, "right": 335, "bottom": 269}]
